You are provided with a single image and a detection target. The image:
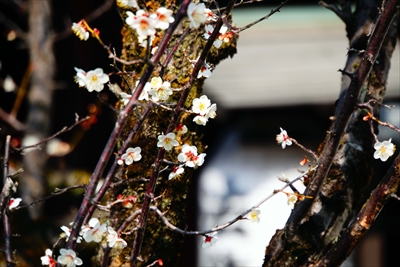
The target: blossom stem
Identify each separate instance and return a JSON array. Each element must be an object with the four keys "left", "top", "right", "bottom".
[
  {"left": 149, "top": 167, "right": 316, "bottom": 236},
  {"left": 290, "top": 138, "right": 318, "bottom": 161}
]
